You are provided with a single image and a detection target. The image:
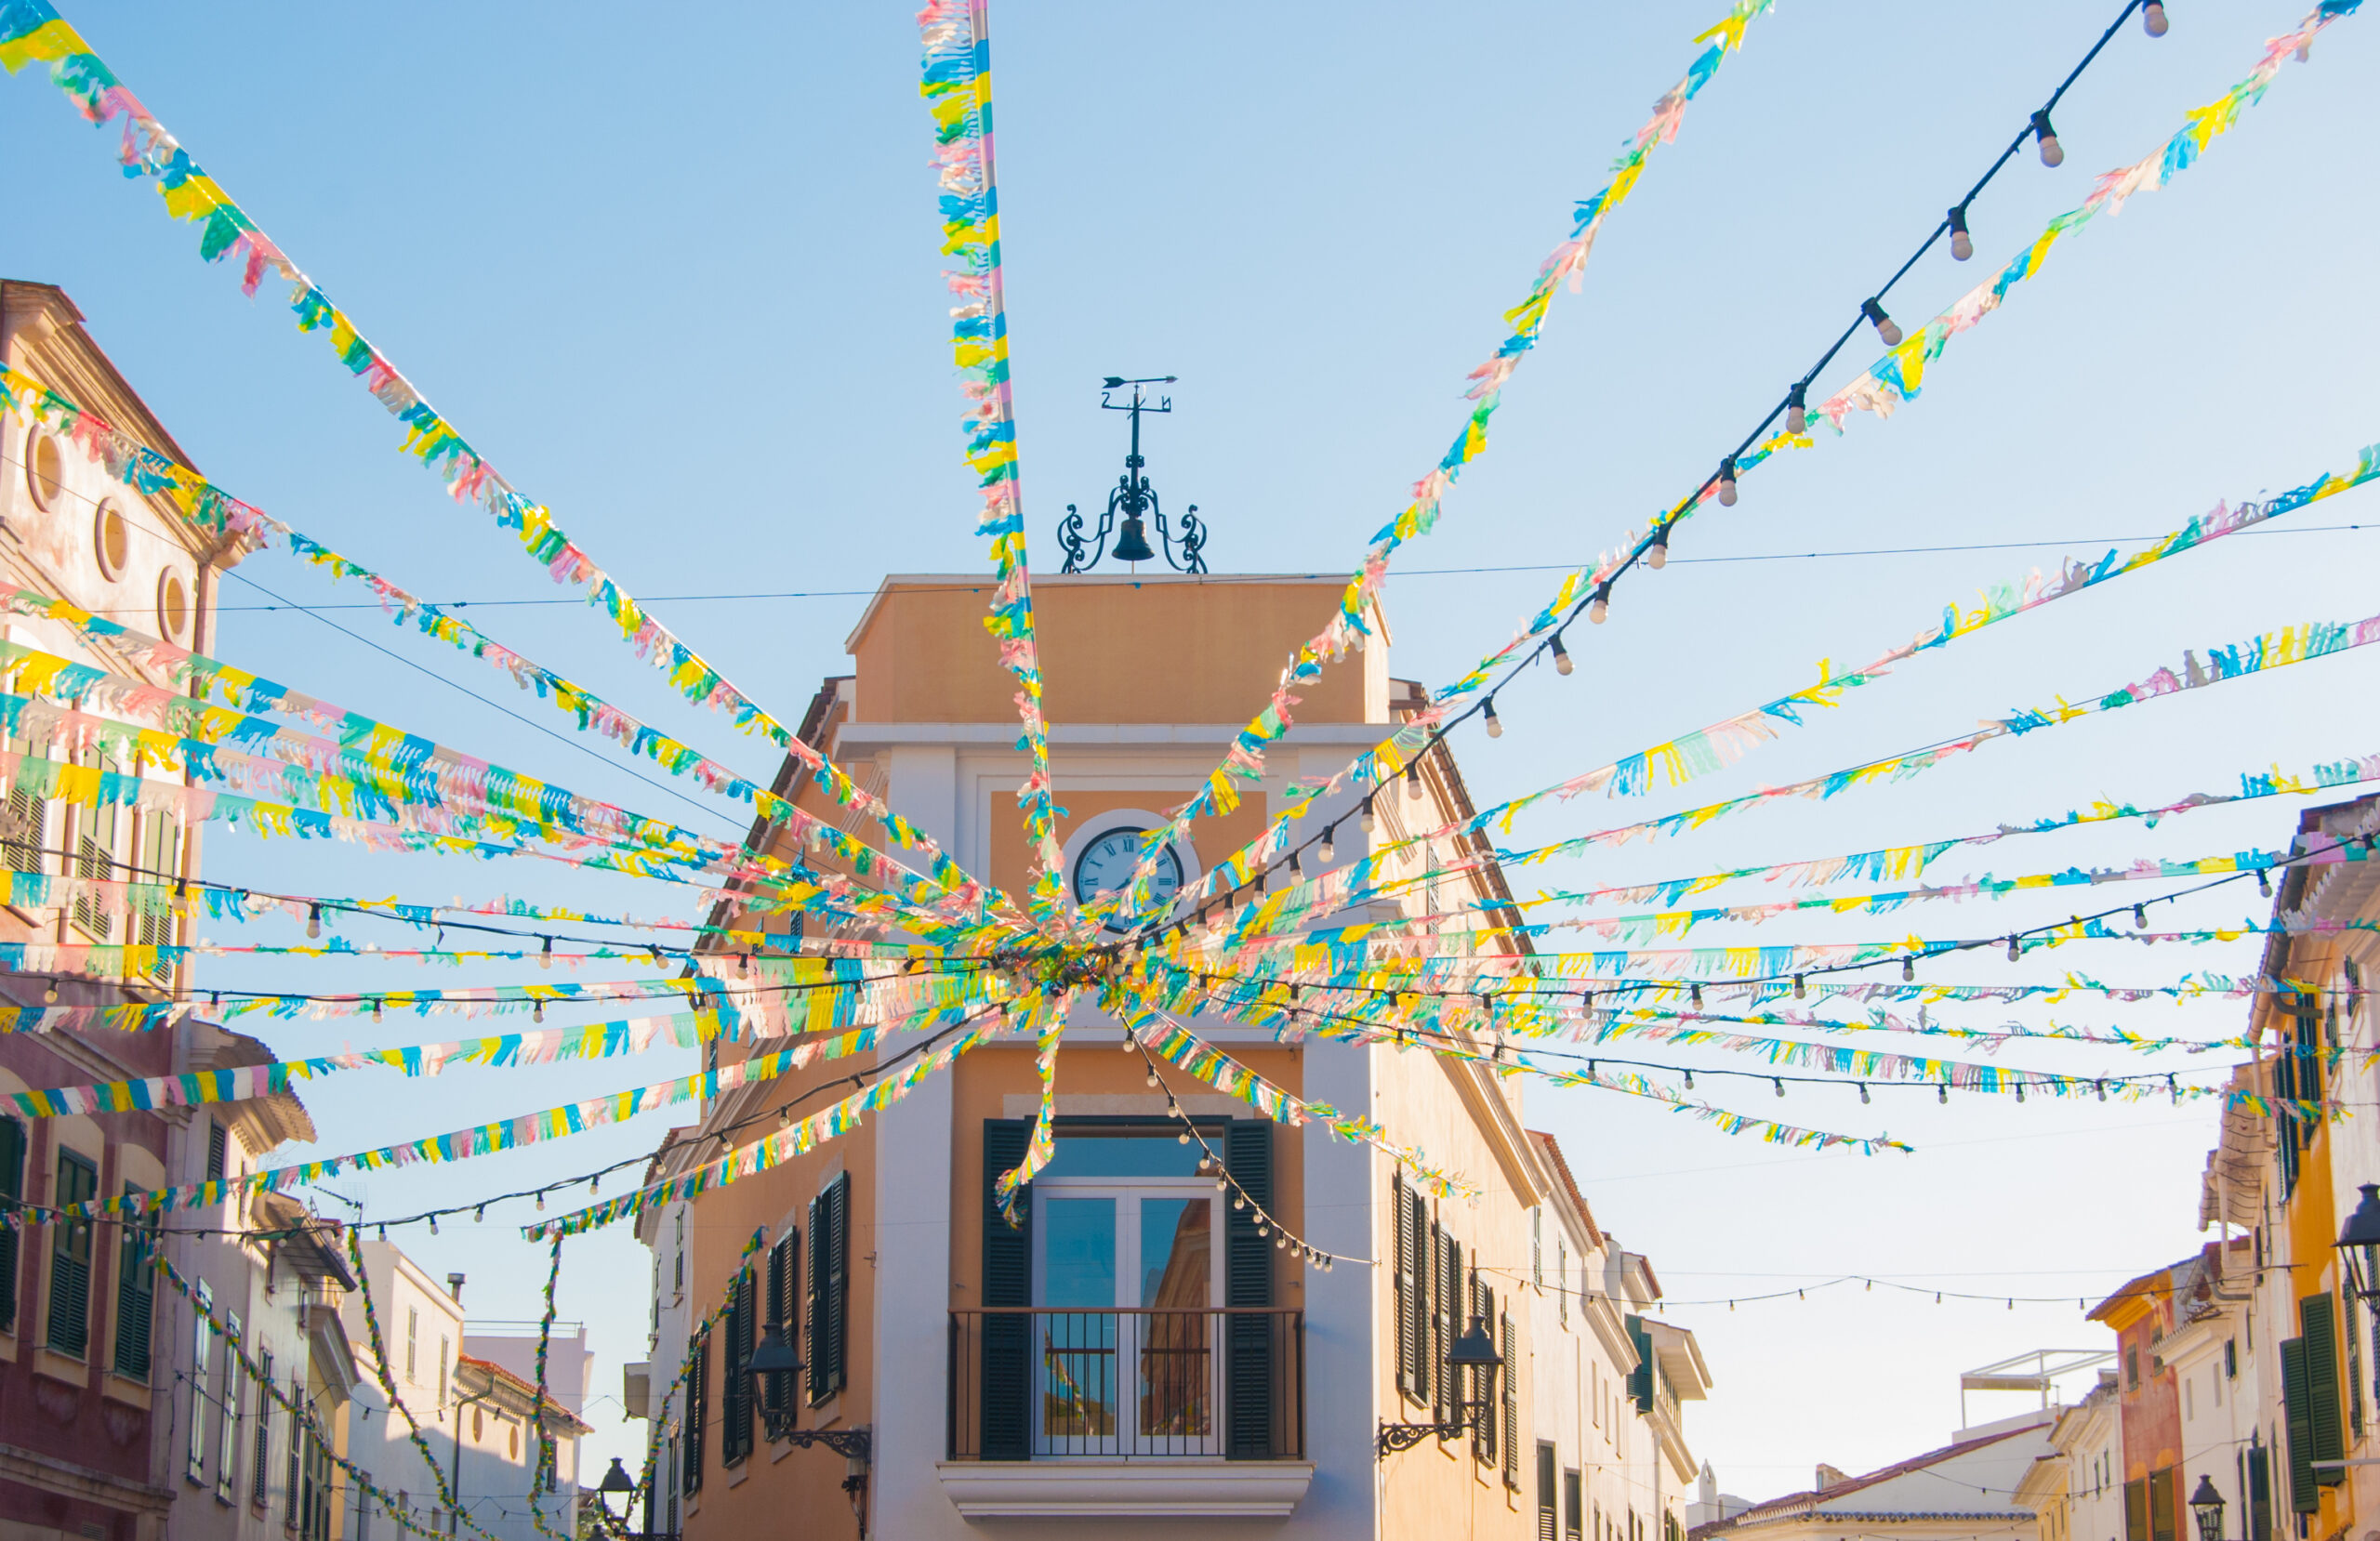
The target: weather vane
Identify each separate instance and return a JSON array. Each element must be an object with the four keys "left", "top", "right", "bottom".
[{"left": 1057, "top": 375, "right": 1209, "bottom": 573}]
